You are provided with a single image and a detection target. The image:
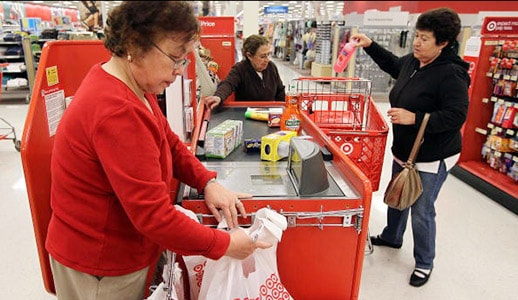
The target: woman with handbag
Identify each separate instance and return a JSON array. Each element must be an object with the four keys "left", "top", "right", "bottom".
[{"left": 351, "top": 7, "right": 470, "bottom": 287}]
